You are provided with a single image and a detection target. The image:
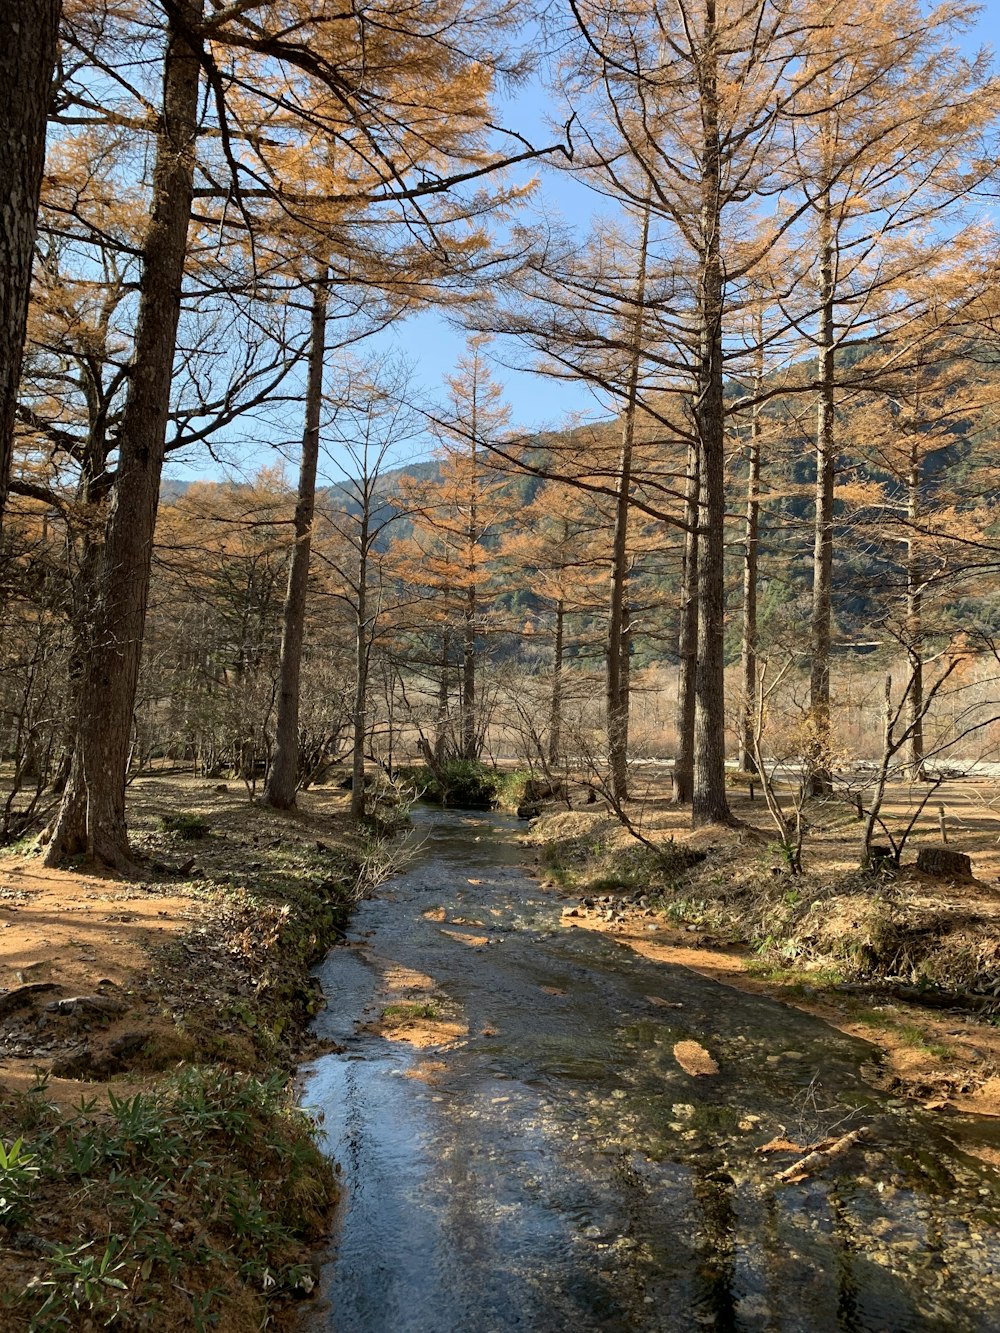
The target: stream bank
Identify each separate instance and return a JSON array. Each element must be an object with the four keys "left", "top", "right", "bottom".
[
  {"left": 526, "top": 802, "right": 1000, "bottom": 1121},
  {"left": 302, "top": 807, "right": 1000, "bottom": 1332},
  {"left": 0, "top": 776, "right": 365, "bottom": 1330}
]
